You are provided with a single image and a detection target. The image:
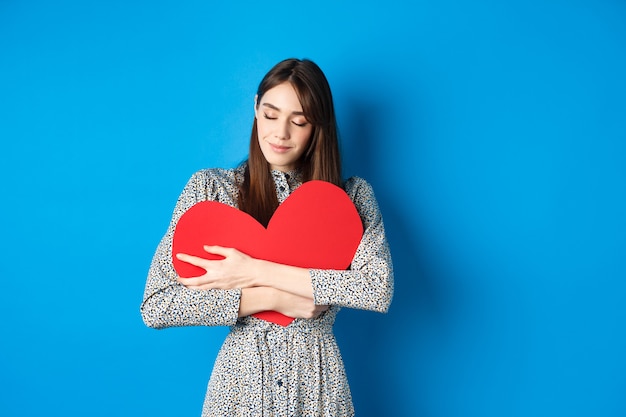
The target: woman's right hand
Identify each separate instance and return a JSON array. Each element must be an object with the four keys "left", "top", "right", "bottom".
[{"left": 274, "top": 291, "right": 329, "bottom": 319}]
